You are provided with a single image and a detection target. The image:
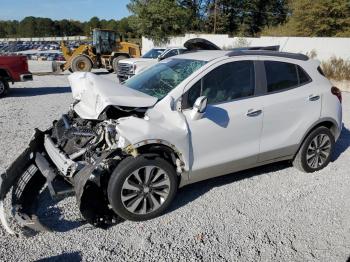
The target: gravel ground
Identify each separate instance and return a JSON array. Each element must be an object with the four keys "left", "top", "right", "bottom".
[{"left": 0, "top": 73, "right": 349, "bottom": 262}]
